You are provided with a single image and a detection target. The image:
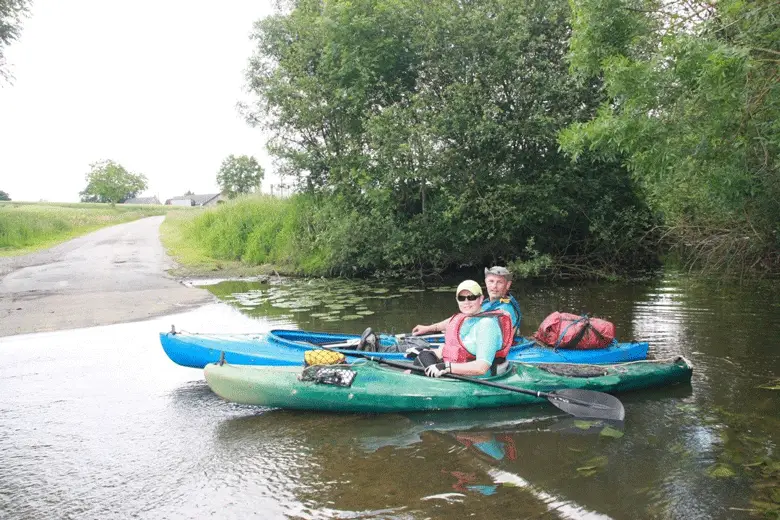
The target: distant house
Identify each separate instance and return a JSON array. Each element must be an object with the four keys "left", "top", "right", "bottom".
[
  {"left": 164, "top": 193, "right": 224, "bottom": 207},
  {"left": 124, "top": 196, "right": 161, "bottom": 205}
]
